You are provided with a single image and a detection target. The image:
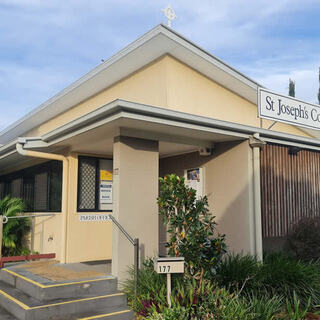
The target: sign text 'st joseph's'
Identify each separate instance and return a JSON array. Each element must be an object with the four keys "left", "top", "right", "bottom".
[{"left": 258, "top": 88, "right": 320, "bottom": 130}]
